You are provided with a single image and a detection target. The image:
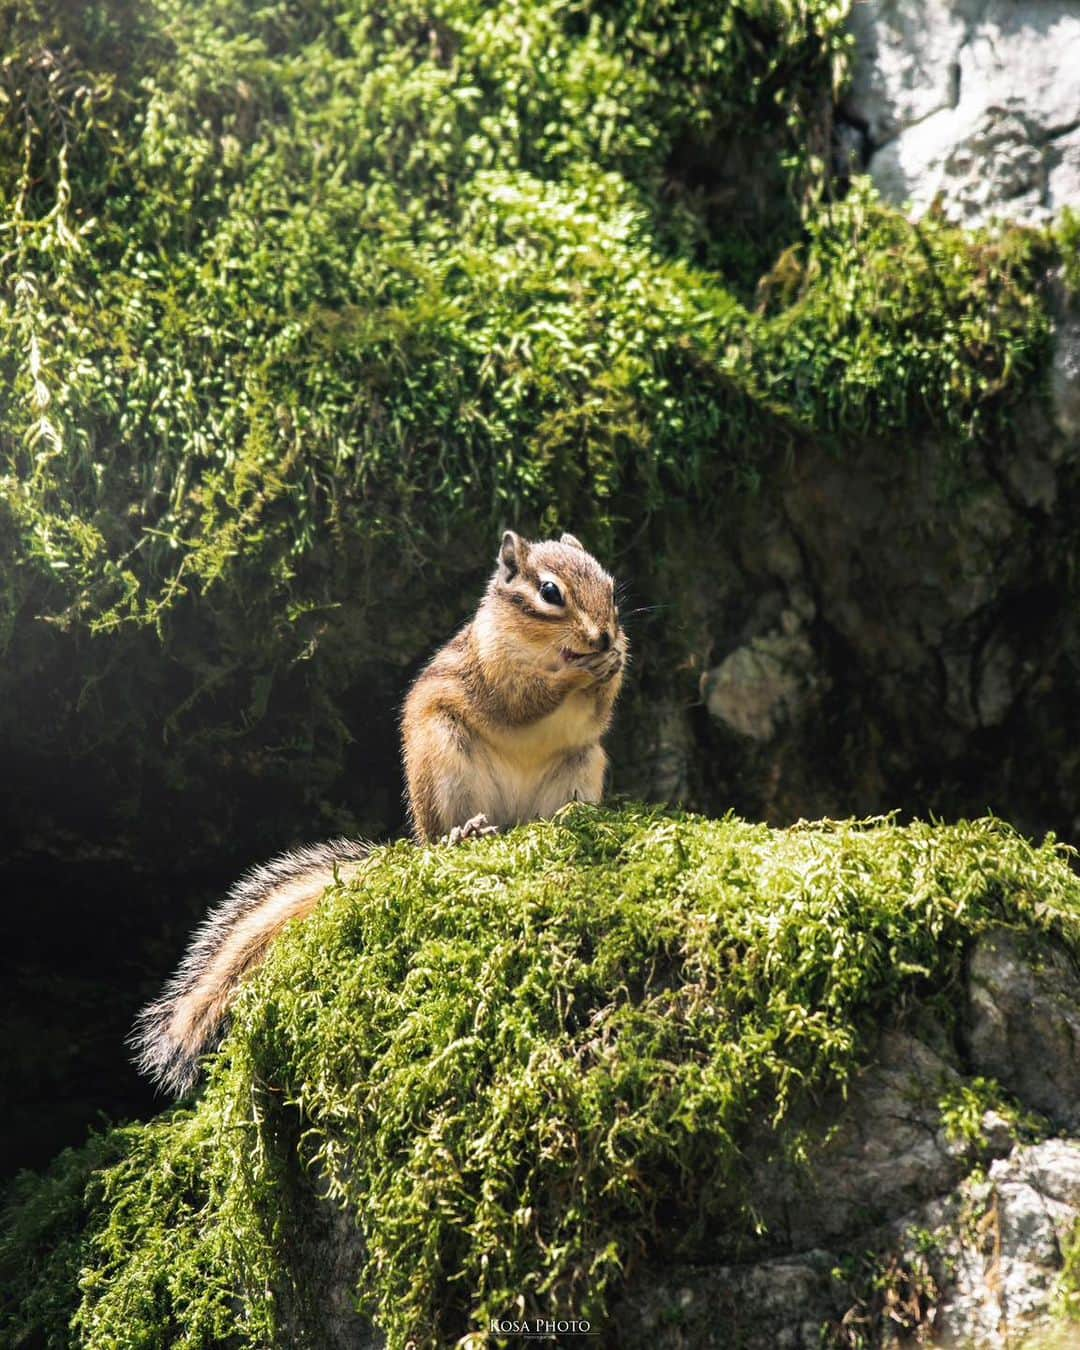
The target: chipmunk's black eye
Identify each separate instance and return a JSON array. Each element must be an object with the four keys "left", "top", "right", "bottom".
[{"left": 539, "top": 580, "right": 564, "bottom": 606}]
